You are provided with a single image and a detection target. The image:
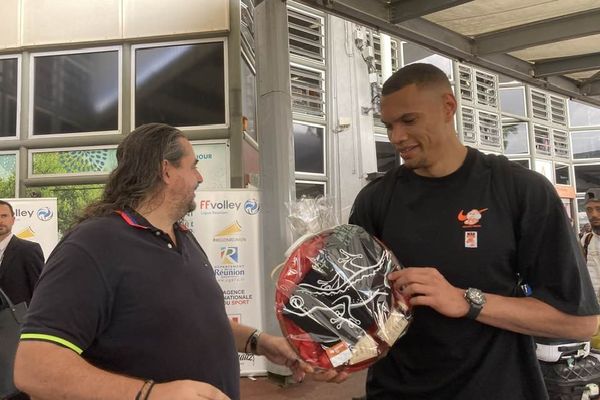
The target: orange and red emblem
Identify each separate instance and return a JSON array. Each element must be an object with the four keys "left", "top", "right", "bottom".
[{"left": 457, "top": 208, "right": 488, "bottom": 228}]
